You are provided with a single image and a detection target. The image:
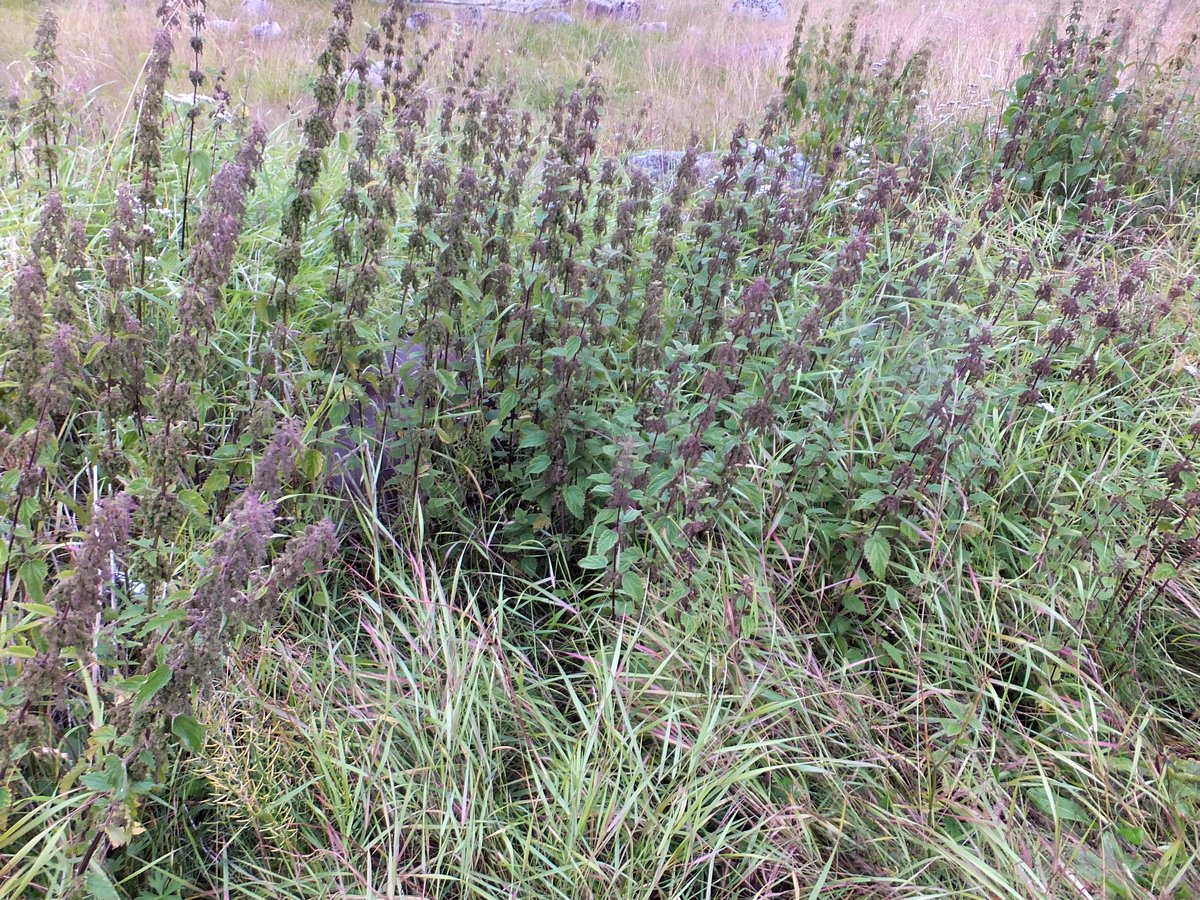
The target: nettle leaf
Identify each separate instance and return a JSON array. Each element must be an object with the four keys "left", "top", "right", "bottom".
[
  {"left": 201, "top": 469, "right": 231, "bottom": 499},
  {"left": 80, "top": 755, "right": 128, "bottom": 796},
  {"left": 578, "top": 554, "right": 608, "bottom": 571},
  {"left": 297, "top": 448, "right": 324, "bottom": 482},
  {"left": 519, "top": 428, "right": 548, "bottom": 450},
  {"left": 595, "top": 527, "right": 620, "bottom": 555},
  {"left": 563, "top": 484, "right": 586, "bottom": 519},
  {"left": 18, "top": 558, "right": 48, "bottom": 605},
  {"left": 842, "top": 594, "right": 867, "bottom": 616},
  {"left": 85, "top": 868, "right": 121, "bottom": 900},
  {"left": 129, "top": 664, "right": 172, "bottom": 709},
  {"left": 620, "top": 571, "right": 644, "bottom": 600},
  {"left": 79, "top": 771, "right": 113, "bottom": 793},
  {"left": 105, "top": 811, "right": 146, "bottom": 848},
  {"left": 171, "top": 715, "right": 205, "bottom": 754},
  {"left": 177, "top": 490, "right": 208, "bottom": 519},
  {"left": 863, "top": 534, "right": 890, "bottom": 580},
  {"left": 498, "top": 388, "right": 521, "bottom": 420}
]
